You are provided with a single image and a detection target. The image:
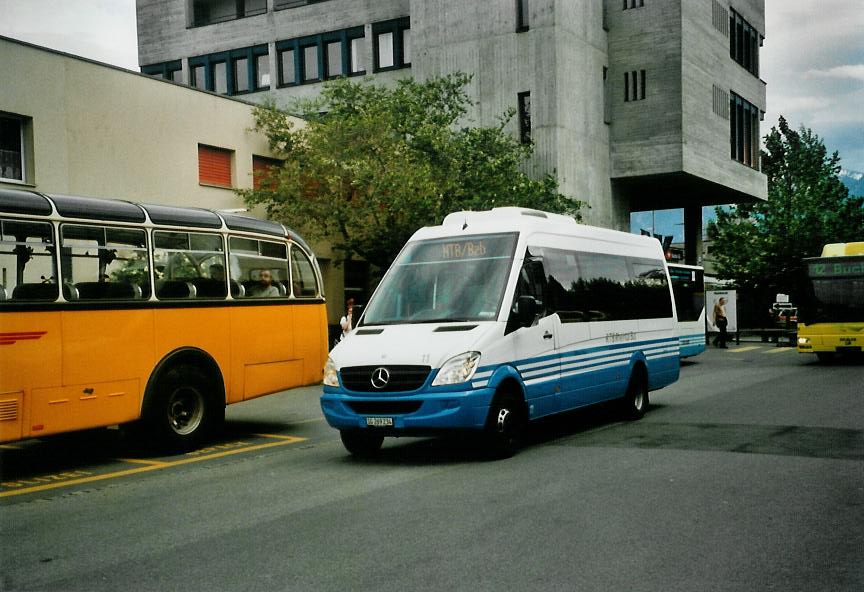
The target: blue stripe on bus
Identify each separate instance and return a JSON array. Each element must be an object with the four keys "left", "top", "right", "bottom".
[{"left": 472, "top": 337, "right": 679, "bottom": 389}]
